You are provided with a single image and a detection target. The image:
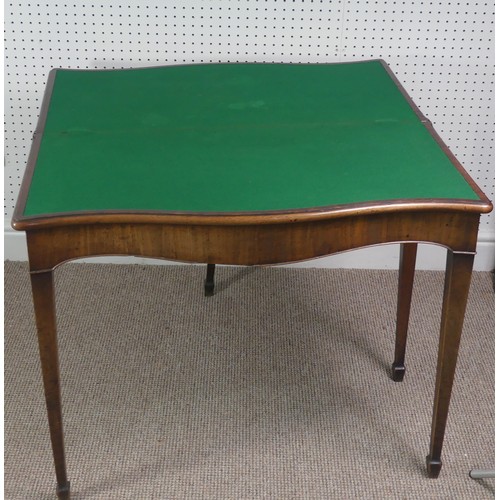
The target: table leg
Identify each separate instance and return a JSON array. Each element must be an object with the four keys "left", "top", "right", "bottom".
[
  {"left": 426, "top": 250, "right": 474, "bottom": 478},
  {"left": 30, "top": 271, "right": 70, "bottom": 499},
  {"left": 391, "top": 242, "right": 418, "bottom": 381},
  {"left": 205, "top": 264, "right": 216, "bottom": 296}
]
